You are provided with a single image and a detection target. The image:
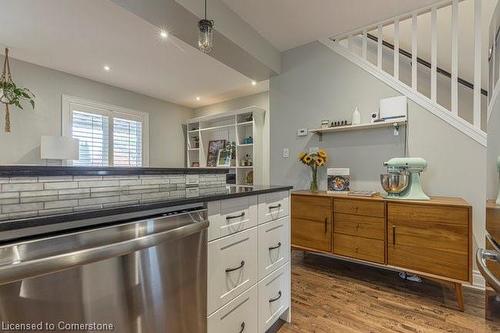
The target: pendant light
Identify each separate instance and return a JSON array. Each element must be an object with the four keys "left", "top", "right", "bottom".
[{"left": 198, "top": 0, "right": 214, "bottom": 53}]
